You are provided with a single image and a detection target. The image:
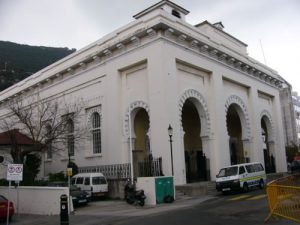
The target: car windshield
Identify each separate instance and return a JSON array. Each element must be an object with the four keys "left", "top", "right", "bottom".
[
  {"left": 0, "top": 195, "right": 7, "bottom": 202},
  {"left": 70, "top": 185, "right": 80, "bottom": 191},
  {"left": 218, "top": 166, "right": 238, "bottom": 177}
]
